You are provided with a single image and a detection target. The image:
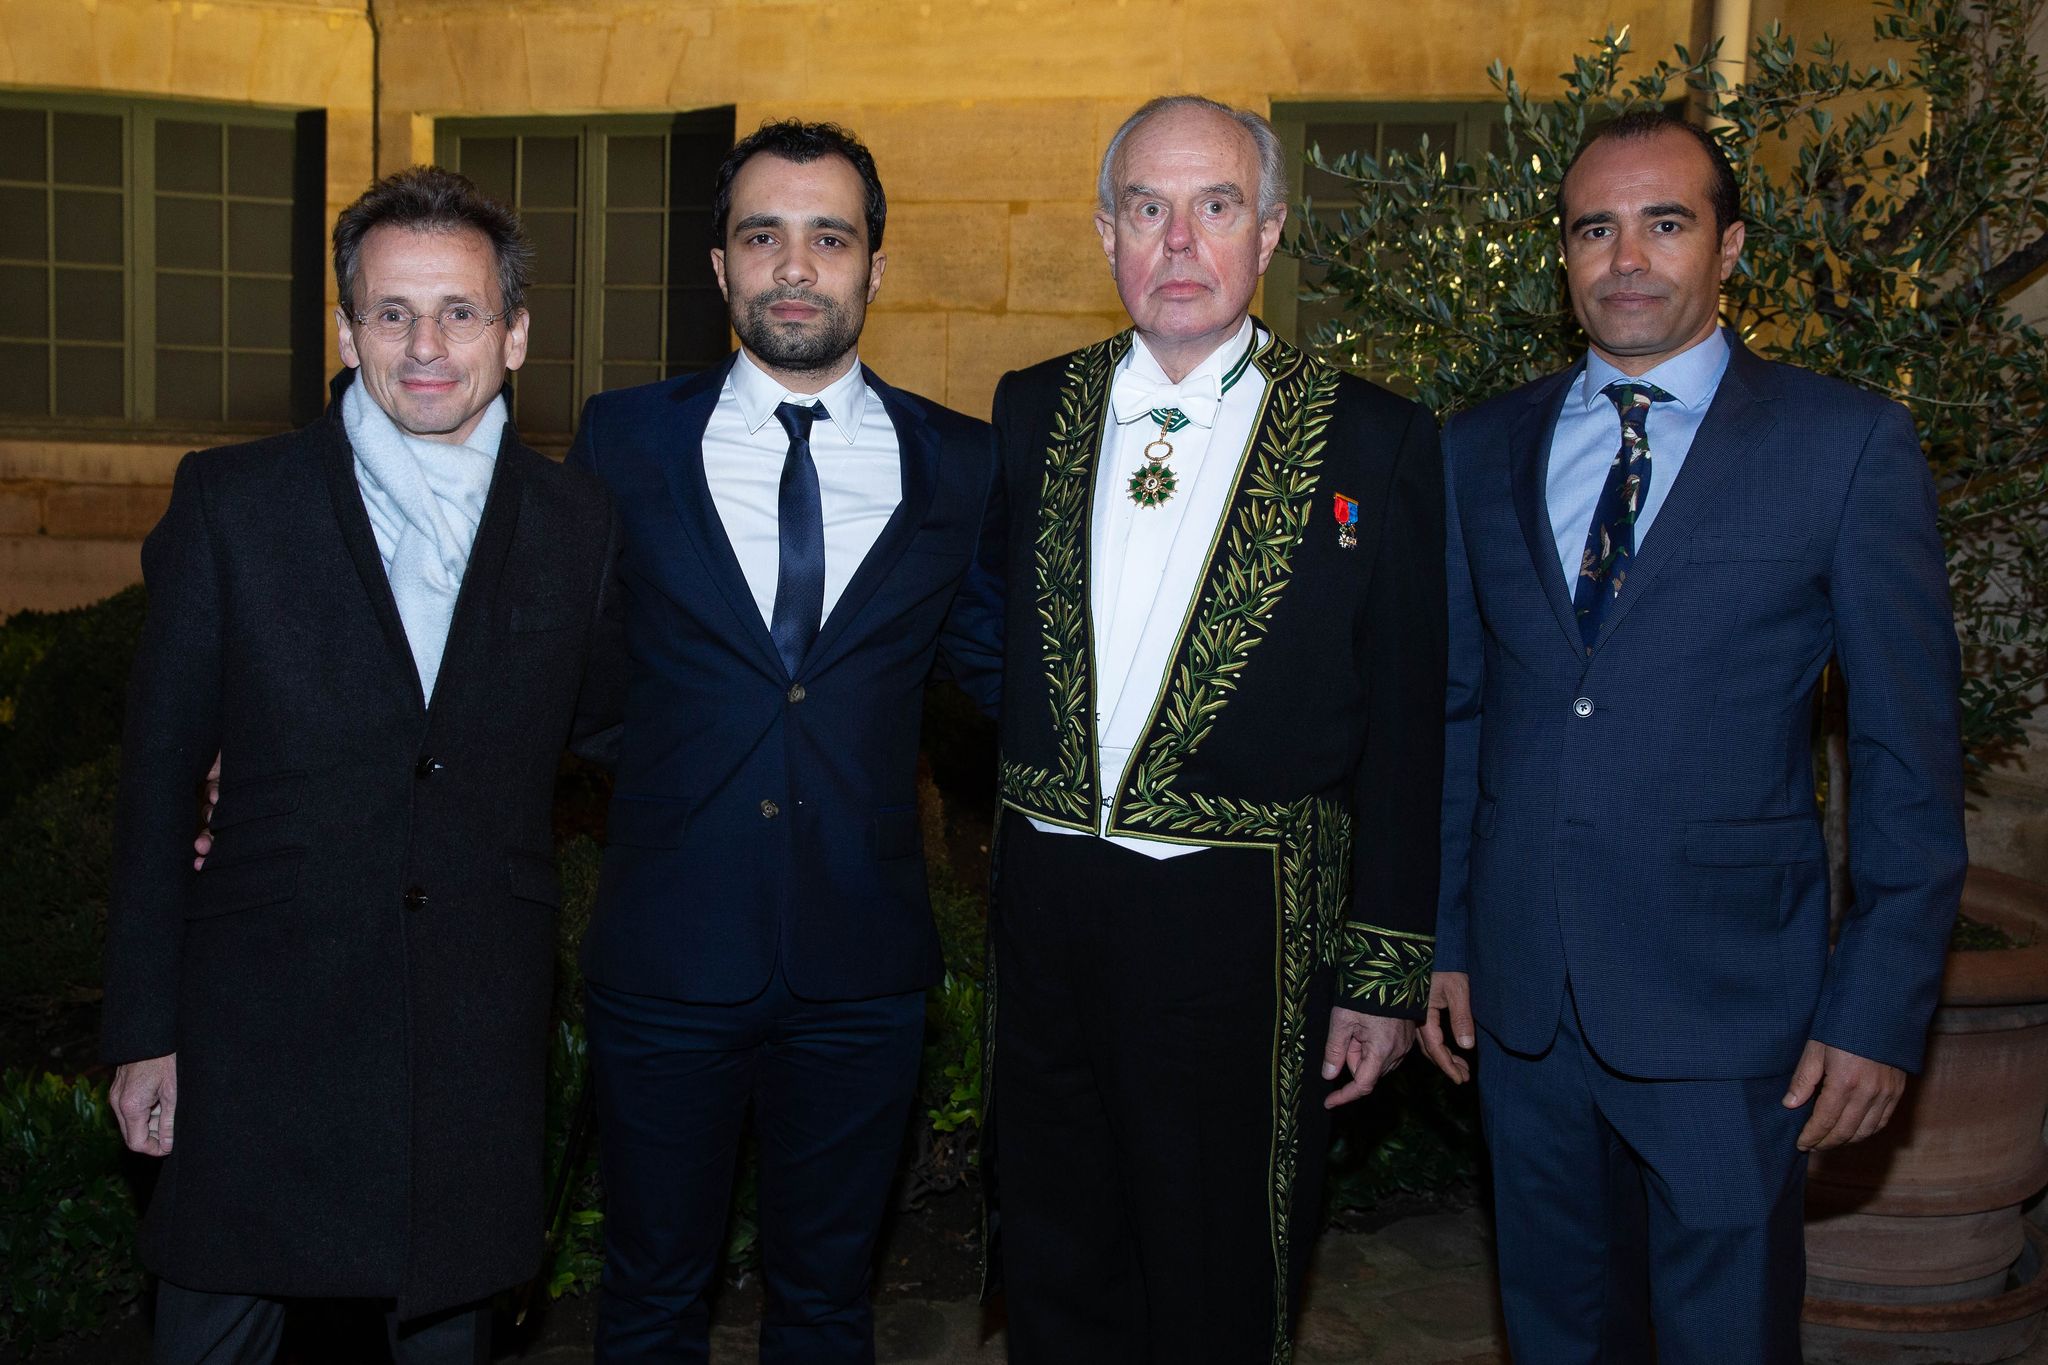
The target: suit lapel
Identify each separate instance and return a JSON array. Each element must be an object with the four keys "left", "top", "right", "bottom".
[
  {"left": 657, "top": 357, "right": 786, "bottom": 680},
  {"left": 1510, "top": 366, "right": 1585, "bottom": 657},
  {"left": 800, "top": 367, "right": 939, "bottom": 677},
  {"left": 1588, "top": 339, "right": 1777, "bottom": 653},
  {"left": 320, "top": 378, "right": 427, "bottom": 712}
]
